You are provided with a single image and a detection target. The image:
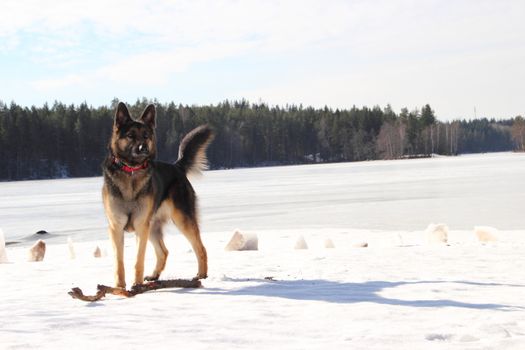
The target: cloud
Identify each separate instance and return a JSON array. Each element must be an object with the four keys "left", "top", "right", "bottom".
[
  {"left": 4, "top": 1, "right": 525, "bottom": 58},
  {"left": 31, "top": 40, "right": 256, "bottom": 90},
  {"left": 3, "top": 0, "right": 525, "bottom": 118},
  {"left": 1, "top": 0, "right": 353, "bottom": 51},
  {"left": 31, "top": 74, "right": 86, "bottom": 90},
  {"left": 20, "top": 0, "right": 355, "bottom": 89}
]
